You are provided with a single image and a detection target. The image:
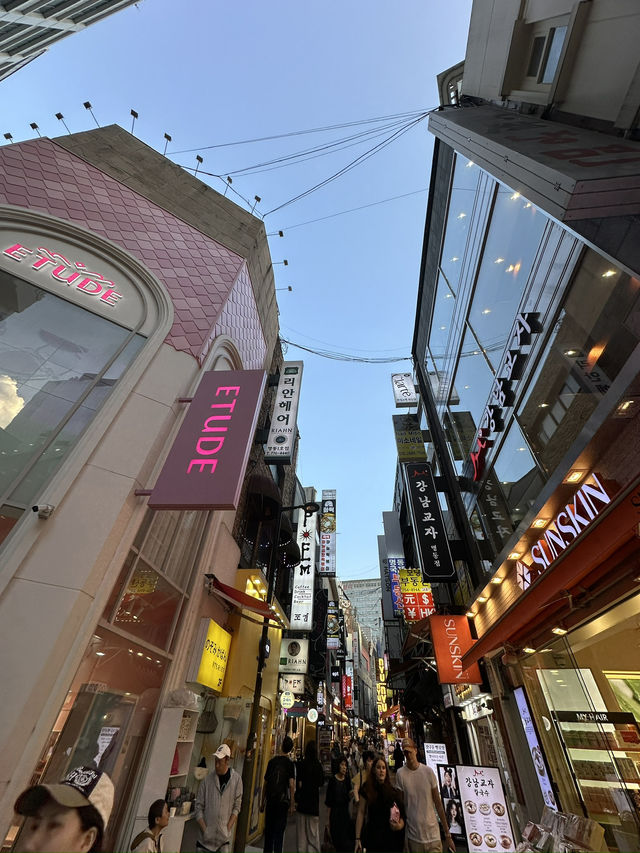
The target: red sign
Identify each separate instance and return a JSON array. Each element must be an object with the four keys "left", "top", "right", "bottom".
[
  {"left": 342, "top": 675, "right": 353, "bottom": 710},
  {"left": 430, "top": 615, "right": 482, "bottom": 684},
  {"left": 148, "top": 370, "right": 266, "bottom": 510}
]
